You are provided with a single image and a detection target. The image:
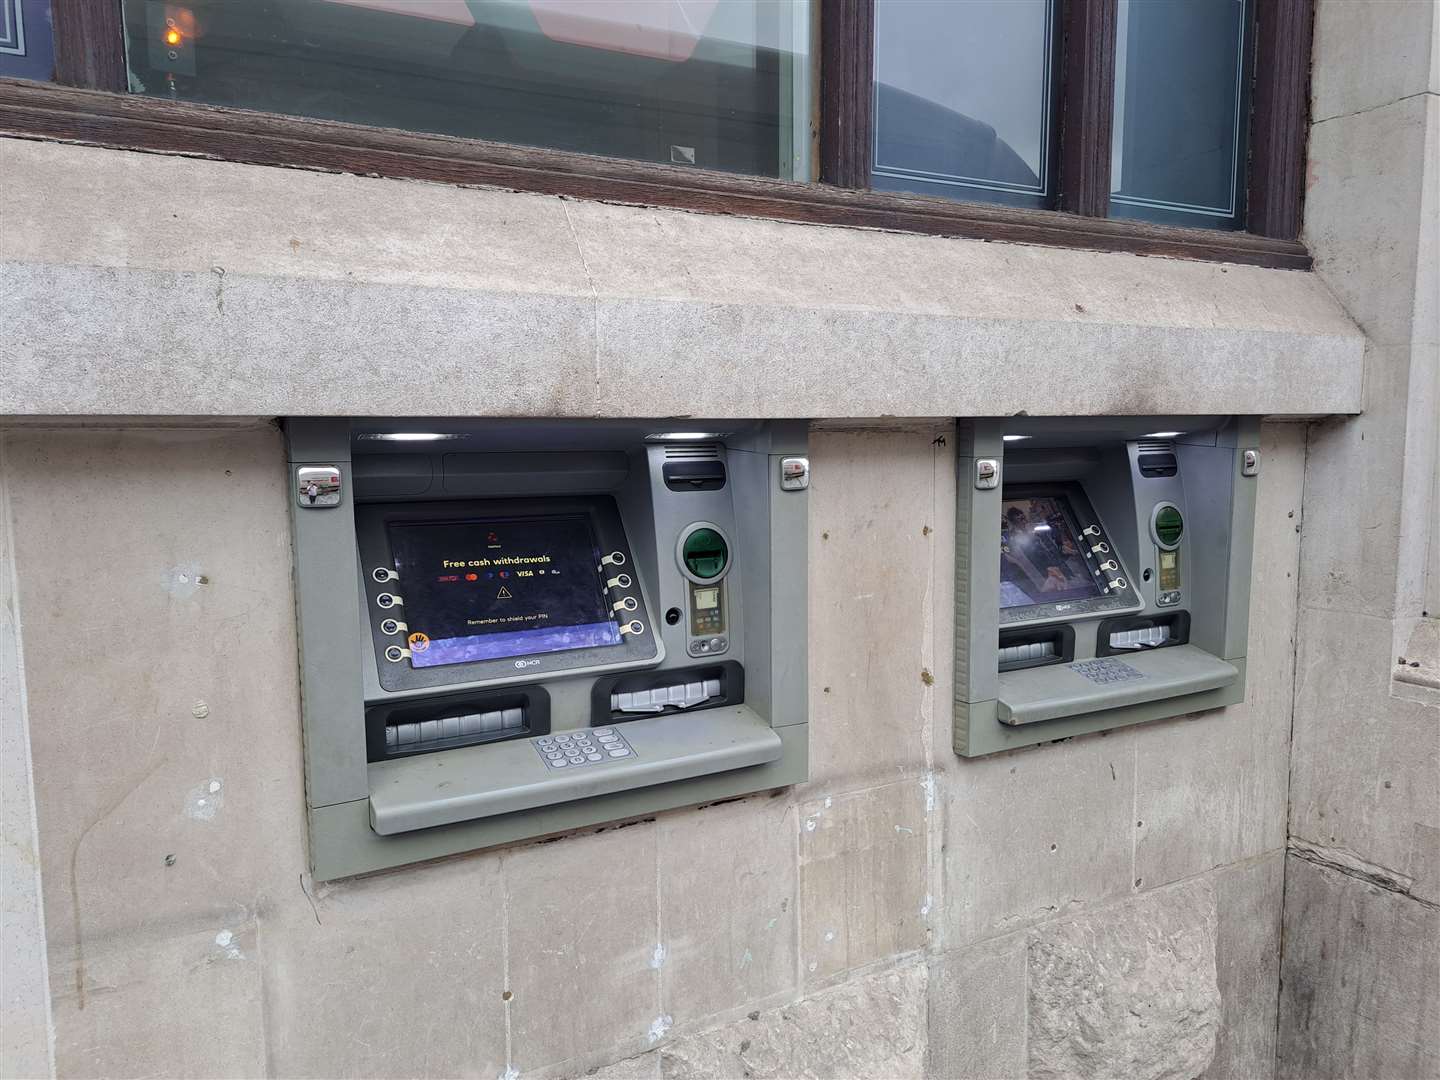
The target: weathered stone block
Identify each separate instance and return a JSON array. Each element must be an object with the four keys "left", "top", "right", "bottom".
[
  {"left": 805, "top": 425, "right": 943, "bottom": 794},
  {"left": 658, "top": 962, "right": 926, "bottom": 1079},
  {"left": 799, "top": 779, "right": 929, "bottom": 983},
  {"left": 1277, "top": 853, "right": 1440, "bottom": 1080},
  {"left": 943, "top": 731, "right": 1135, "bottom": 948},
  {"left": 1027, "top": 879, "right": 1221, "bottom": 1080},
  {"left": 1310, "top": 0, "right": 1438, "bottom": 123},
  {"left": 506, "top": 822, "right": 661, "bottom": 1073},
  {"left": 4, "top": 427, "right": 309, "bottom": 952},
  {"left": 49, "top": 924, "right": 267, "bottom": 1079},
  {"left": 1288, "top": 604, "right": 1439, "bottom": 881},
  {"left": 658, "top": 794, "right": 798, "bottom": 1028},
  {"left": 1203, "top": 854, "right": 1283, "bottom": 1080},
  {"left": 926, "top": 932, "right": 1028, "bottom": 1080},
  {"left": 262, "top": 853, "right": 507, "bottom": 1079}
]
